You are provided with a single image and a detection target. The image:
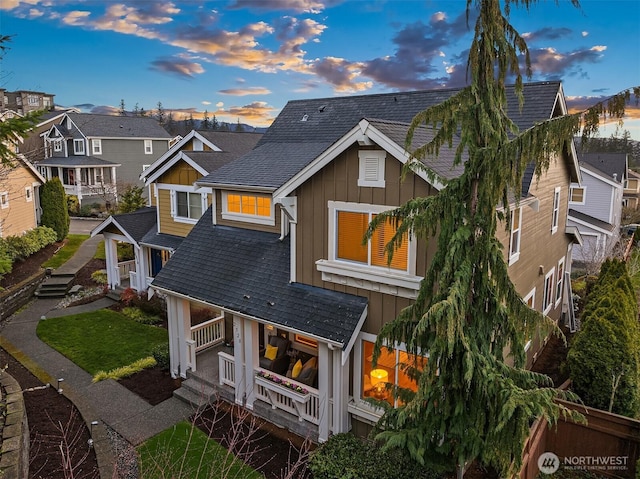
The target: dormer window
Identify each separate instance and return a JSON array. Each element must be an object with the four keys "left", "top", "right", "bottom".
[
  {"left": 222, "top": 191, "right": 274, "bottom": 226},
  {"left": 73, "top": 139, "right": 85, "bottom": 155},
  {"left": 358, "top": 151, "right": 386, "bottom": 188},
  {"left": 53, "top": 140, "right": 62, "bottom": 152}
]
